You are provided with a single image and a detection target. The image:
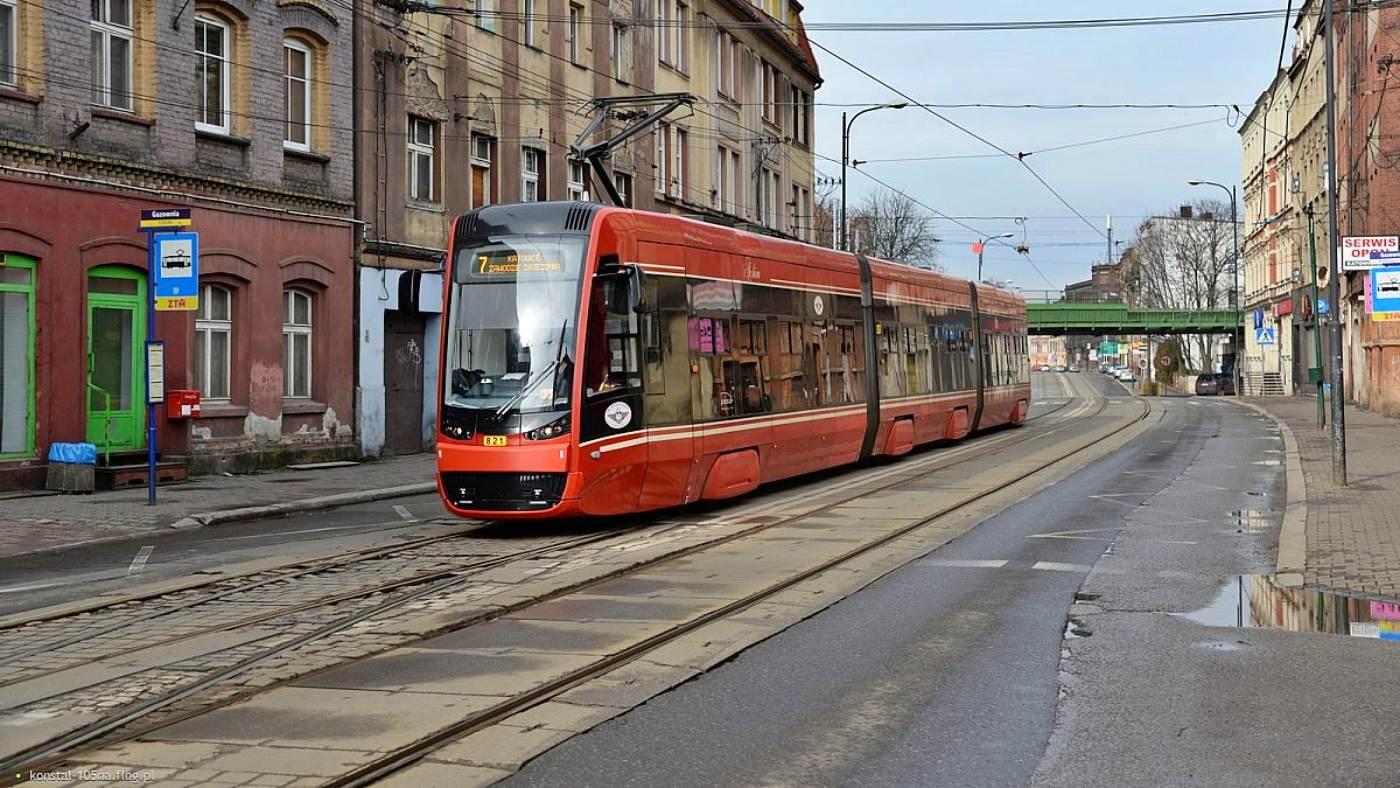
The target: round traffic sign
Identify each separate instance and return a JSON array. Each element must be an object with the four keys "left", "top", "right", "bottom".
[
  {"left": 1137, "top": 358, "right": 1149, "bottom": 370},
  {"left": 1158, "top": 355, "right": 1172, "bottom": 368}
]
